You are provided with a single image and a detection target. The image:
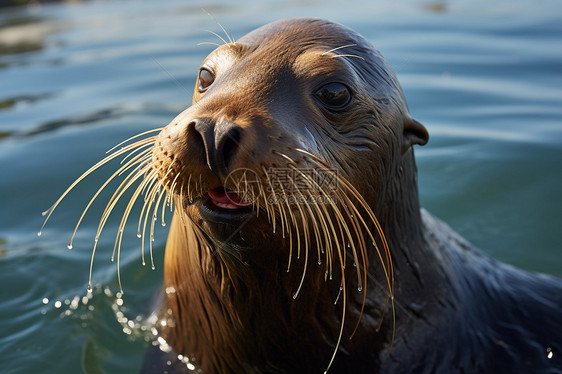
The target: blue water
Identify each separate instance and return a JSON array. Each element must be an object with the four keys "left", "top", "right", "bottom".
[{"left": 1, "top": 0, "right": 561, "bottom": 372}]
